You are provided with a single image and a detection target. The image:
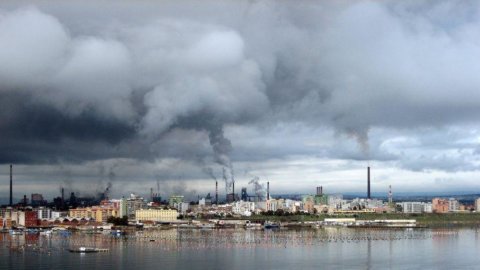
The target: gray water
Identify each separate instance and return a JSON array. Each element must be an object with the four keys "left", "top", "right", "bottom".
[{"left": 1, "top": 228, "right": 479, "bottom": 270}]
